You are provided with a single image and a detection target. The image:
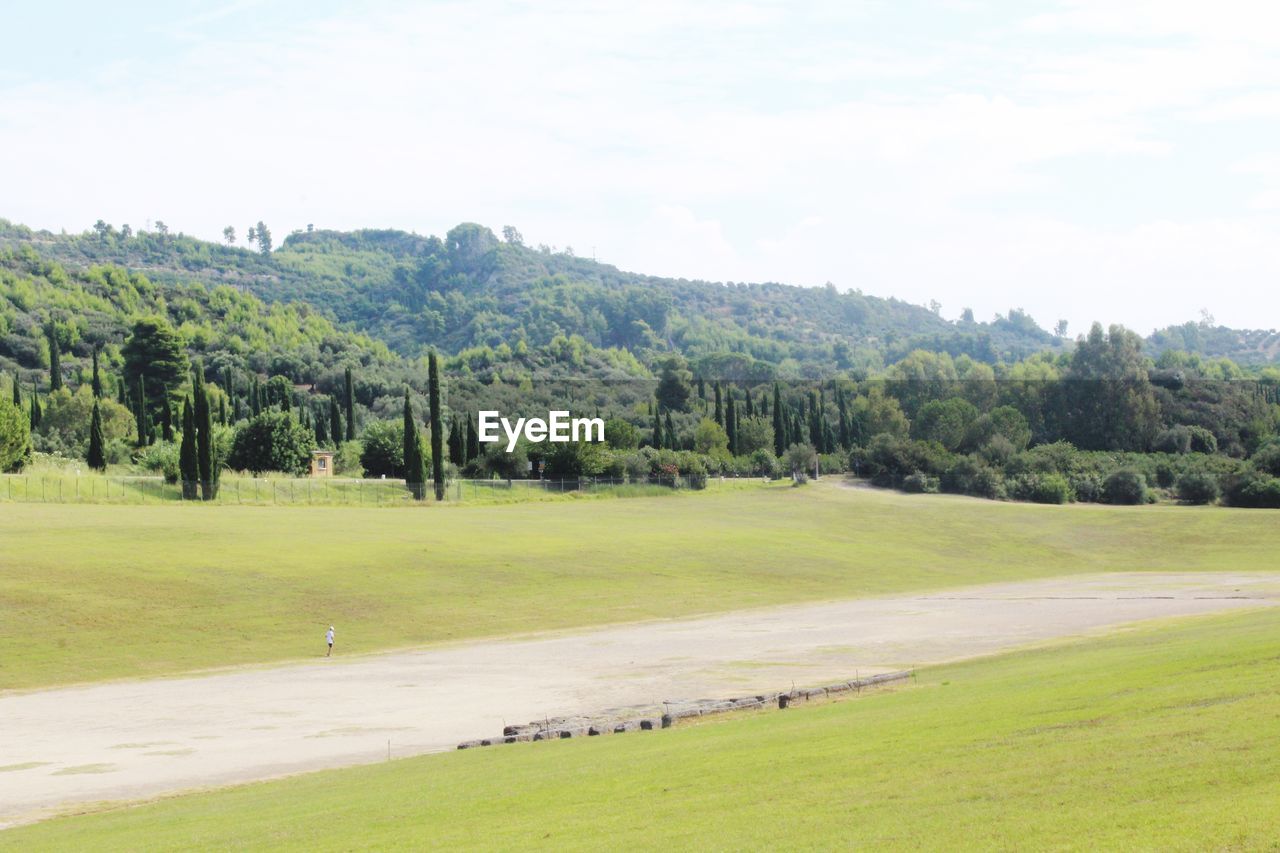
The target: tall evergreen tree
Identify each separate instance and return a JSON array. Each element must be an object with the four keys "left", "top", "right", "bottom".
[
  {"left": 447, "top": 418, "right": 463, "bottom": 464},
  {"left": 697, "top": 376, "right": 706, "bottom": 403},
  {"left": 344, "top": 367, "right": 356, "bottom": 441},
  {"left": 179, "top": 396, "right": 198, "bottom": 499},
  {"left": 193, "top": 368, "right": 216, "bottom": 500},
  {"left": 91, "top": 348, "right": 102, "bottom": 398},
  {"left": 12, "top": 373, "right": 21, "bottom": 408},
  {"left": 46, "top": 324, "right": 62, "bottom": 392},
  {"left": 726, "top": 393, "right": 738, "bottom": 455},
  {"left": 403, "top": 388, "right": 424, "bottom": 499},
  {"left": 652, "top": 406, "right": 663, "bottom": 450},
  {"left": 772, "top": 383, "right": 785, "bottom": 456},
  {"left": 30, "top": 386, "right": 41, "bottom": 429},
  {"left": 328, "top": 397, "right": 342, "bottom": 447},
  {"left": 219, "top": 394, "right": 228, "bottom": 425},
  {"left": 466, "top": 416, "right": 479, "bottom": 463},
  {"left": 133, "top": 376, "right": 150, "bottom": 445},
  {"left": 160, "top": 397, "right": 174, "bottom": 442},
  {"left": 744, "top": 388, "right": 755, "bottom": 418},
  {"left": 250, "top": 376, "right": 262, "bottom": 416},
  {"left": 665, "top": 411, "right": 677, "bottom": 451},
  {"left": 714, "top": 382, "right": 723, "bottom": 426},
  {"left": 837, "top": 388, "right": 850, "bottom": 449},
  {"left": 86, "top": 400, "right": 106, "bottom": 471},
  {"left": 428, "top": 353, "right": 444, "bottom": 500}
]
